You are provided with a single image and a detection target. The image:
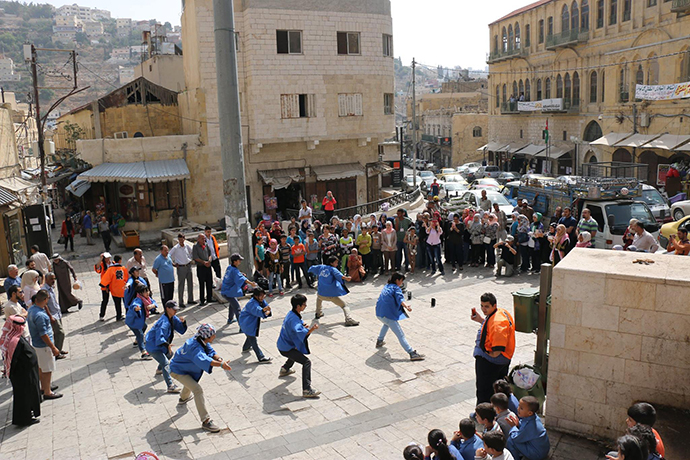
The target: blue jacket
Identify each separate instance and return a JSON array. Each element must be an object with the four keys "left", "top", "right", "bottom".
[
  {"left": 145, "top": 314, "right": 188, "bottom": 354},
  {"left": 507, "top": 414, "right": 550, "bottom": 460},
  {"left": 450, "top": 434, "right": 484, "bottom": 460},
  {"left": 125, "top": 297, "right": 157, "bottom": 330},
  {"left": 375, "top": 283, "right": 407, "bottom": 321},
  {"left": 169, "top": 336, "right": 216, "bottom": 382},
  {"left": 308, "top": 264, "right": 347, "bottom": 297},
  {"left": 509, "top": 393, "right": 519, "bottom": 415},
  {"left": 277, "top": 310, "right": 310, "bottom": 354},
  {"left": 221, "top": 265, "right": 247, "bottom": 298},
  {"left": 124, "top": 276, "right": 149, "bottom": 308},
  {"left": 238, "top": 298, "right": 269, "bottom": 337}
]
